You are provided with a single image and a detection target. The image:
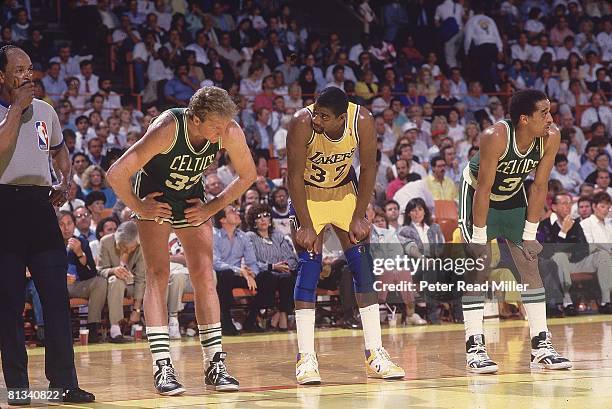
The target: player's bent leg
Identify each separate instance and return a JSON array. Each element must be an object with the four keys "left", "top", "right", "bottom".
[
  {"left": 294, "top": 250, "right": 322, "bottom": 385},
  {"left": 175, "top": 222, "right": 239, "bottom": 391},
  {"left": 338, "top": 231, "right": 404, "bottom": 380},
  {"left": 508, "top": 241, "right": 572, "bottom": 370},
  {"left": 137, "top": 220, "right": 186, "bottom": 395}
]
